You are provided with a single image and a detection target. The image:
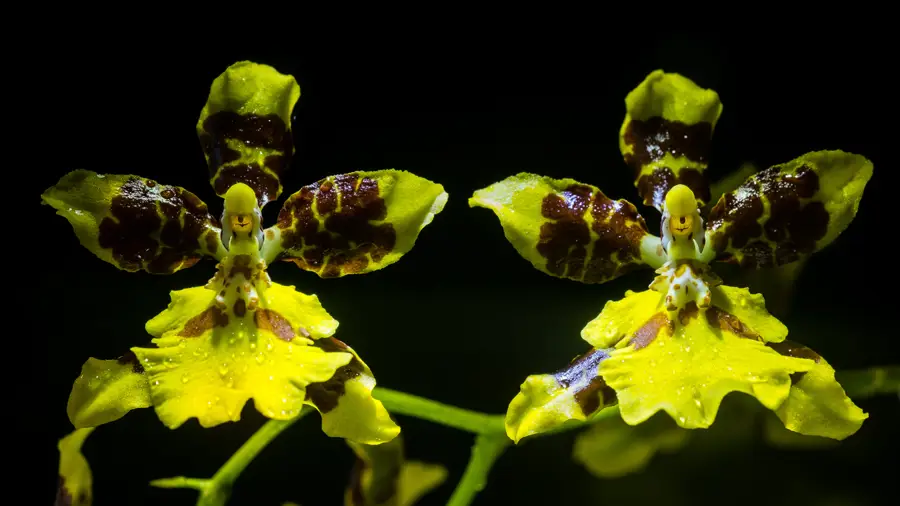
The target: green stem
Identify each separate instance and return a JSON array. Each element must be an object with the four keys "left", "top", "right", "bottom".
[
  {"left": 446, "top": 434, "right": 510, "bottom": 506},
  {"left": 373, "top": 387, "right": 505, "bottom": 435},
  {"left": 210, "top": 409, "right": 311, "bottom": 487},
  {"left": 151, "top": 407, "right": 313, "bottom": 506},
  {"left": 839, "top": 366, "right": 900, "bottom": 399}
]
